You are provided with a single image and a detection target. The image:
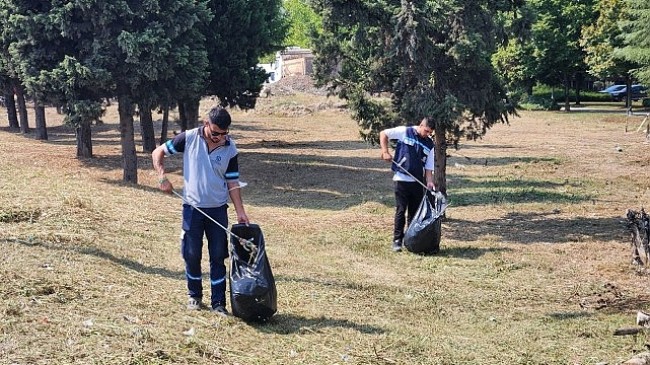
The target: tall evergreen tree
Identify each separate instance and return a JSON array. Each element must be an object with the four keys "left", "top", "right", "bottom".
[
  {"left": 313, "top": 0, "right": 520, "bottom": 194},
  {"left": 4, "top": 1, "right": 67, "bottom": 141},
  {"left": 0, "top": 2, "right": 30, "bottom": 133},
  {"left": 0, "top": 73, "right": 19, "bottom": 129},
  {"left": 200, "top": 0, "right": 288, "bottom": 112},
  {"left": 0, "top": 13, "right": 18, "bottom": 129},
  {"left": 2, "top": 0, "right": 111, "bottom": 152},
  {"left": 3, "top": 0, "right": 288, "bottom": 183},
  {"left": 41, "top": 0, "right": 210, "bottom": 182}
]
